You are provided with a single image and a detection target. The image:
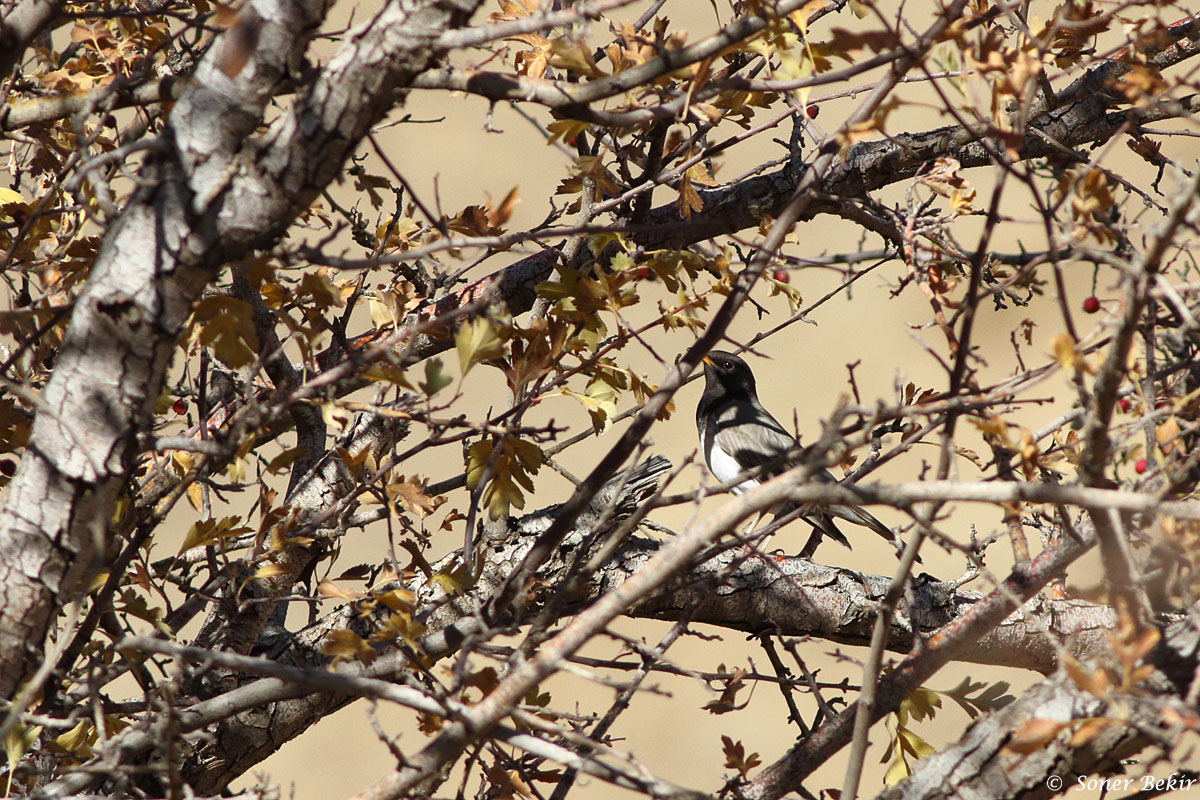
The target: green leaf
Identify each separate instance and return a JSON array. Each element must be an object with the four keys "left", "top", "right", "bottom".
[
  {"left": 940, "top": 676, "right": 1015, "bottom": 719},
  {"left": 420, "top": 358, "right": 453, "bottom": 395},
  {"left": 610, "top": 251, "right": 636, "bottom": 272},
  {"left": 362, "top": 363, "right": 414, "bottom": 389},
  {"left": 4, "top": 719, "right": 37, "bottom": 766}
]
